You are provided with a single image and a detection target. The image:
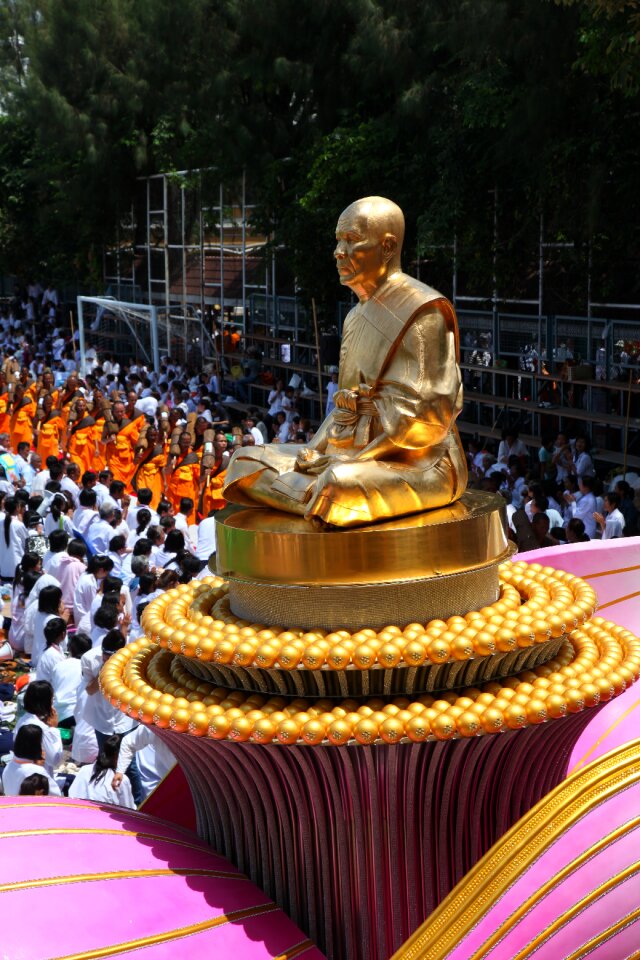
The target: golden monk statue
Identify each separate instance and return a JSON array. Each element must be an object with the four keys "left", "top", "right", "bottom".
[{"left": 223, "top": 196, "right": 468, "bottom": 527}]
